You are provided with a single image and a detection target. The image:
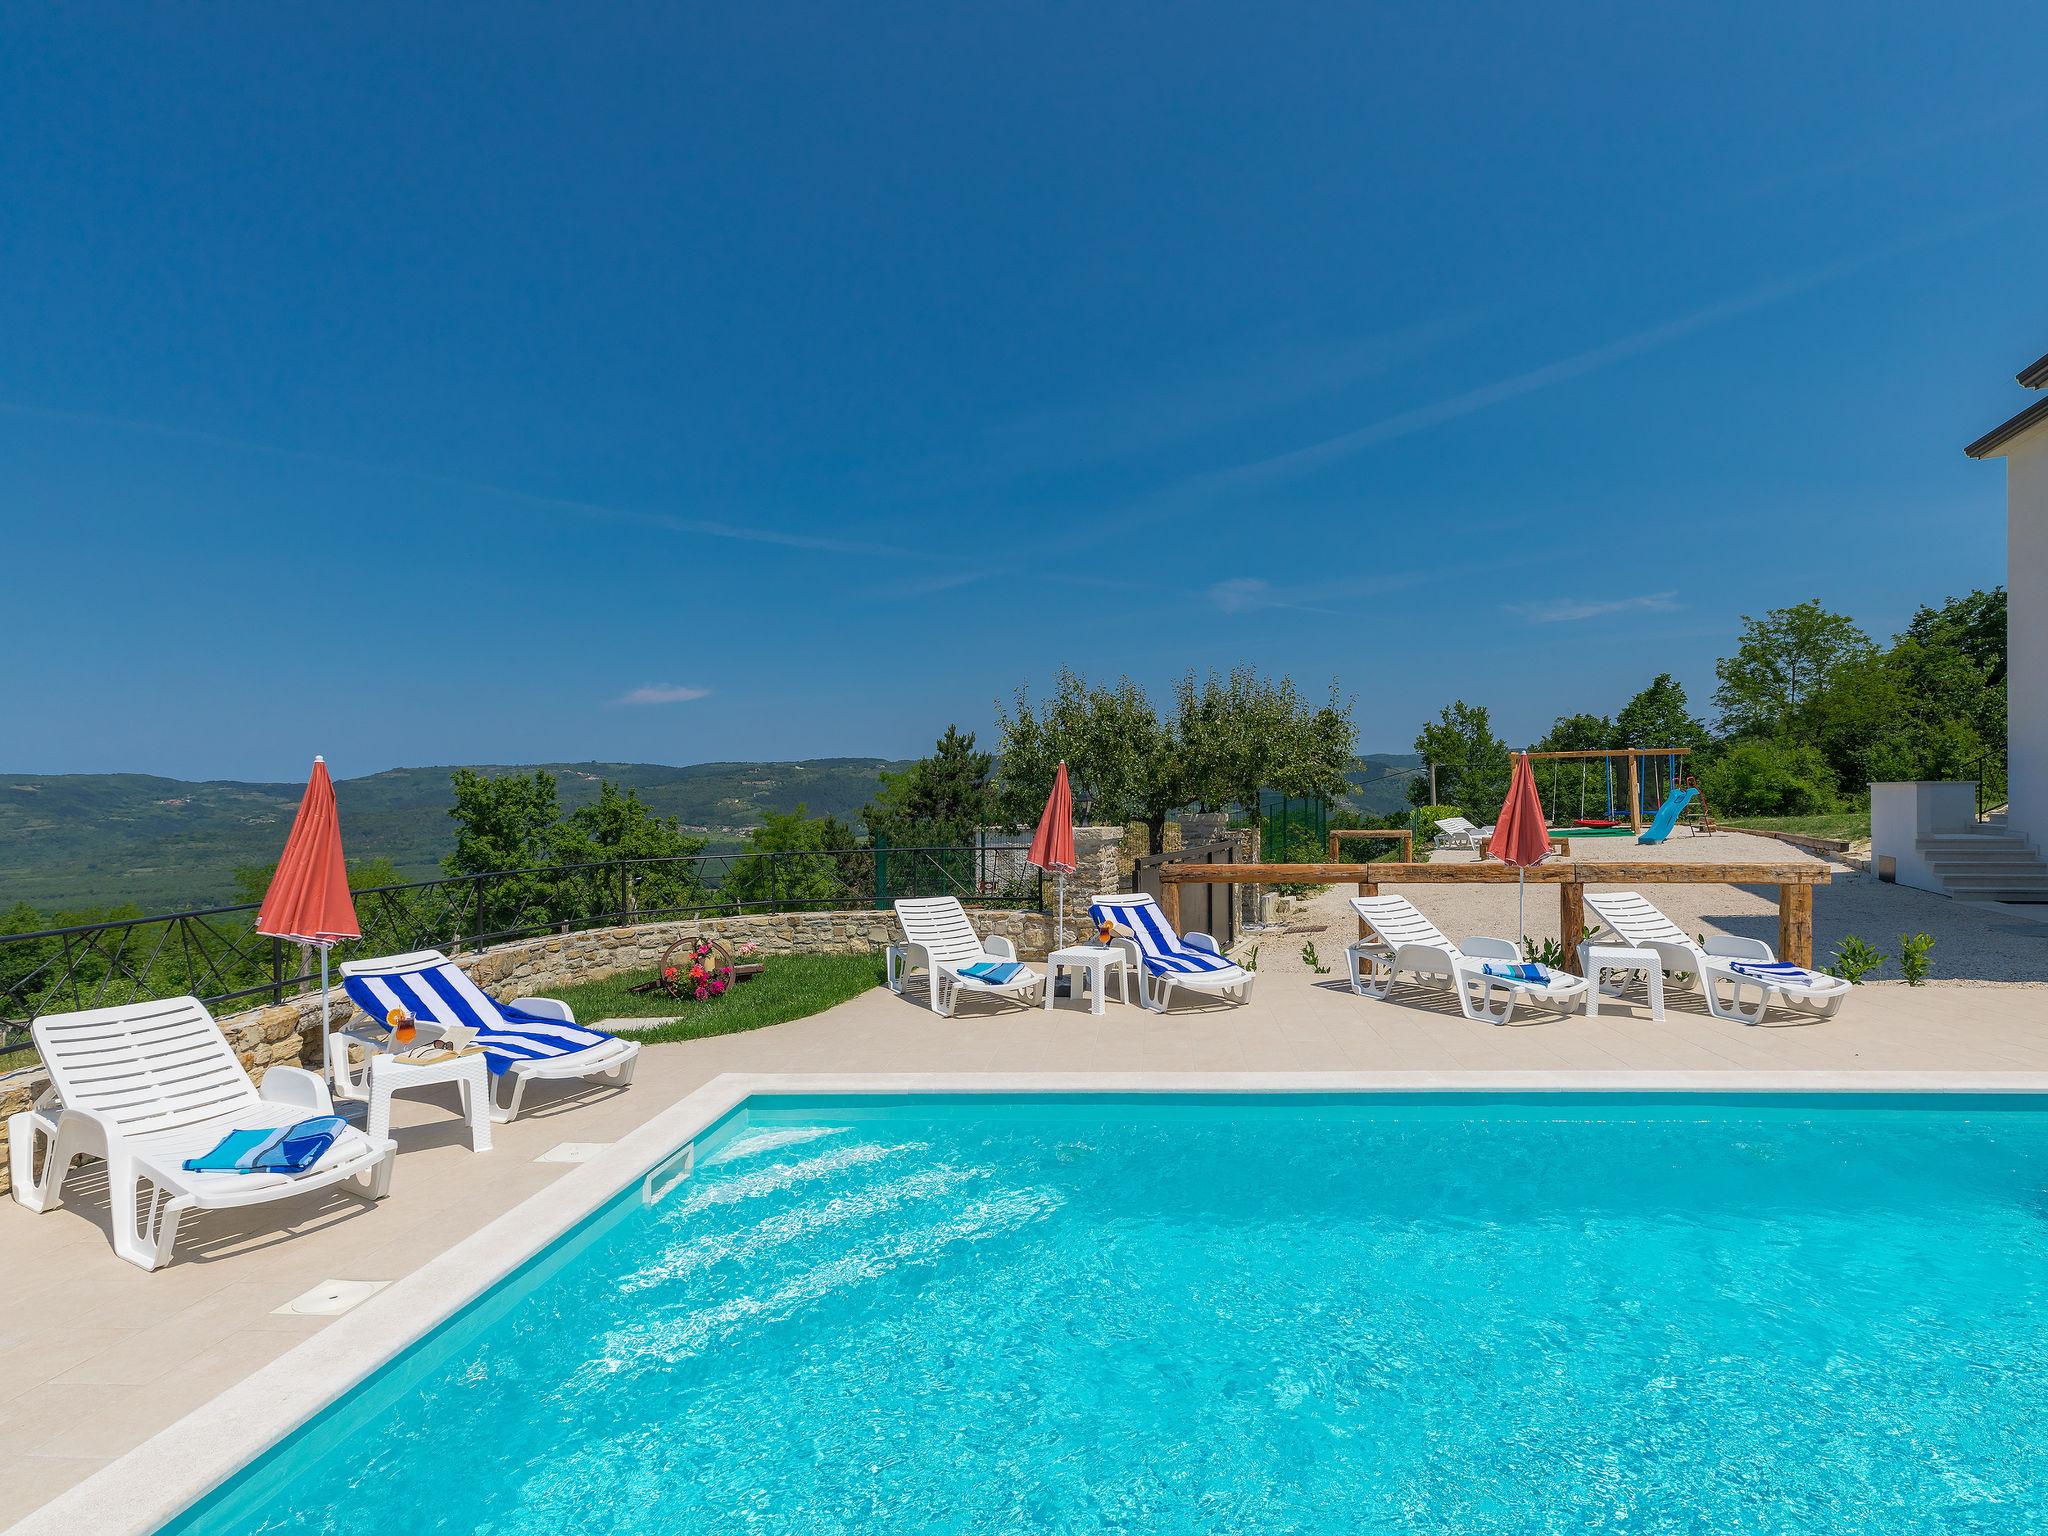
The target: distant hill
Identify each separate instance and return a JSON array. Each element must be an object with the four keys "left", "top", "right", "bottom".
[
  {"left": 0, "top": 759, "right": 907, "bottom": 914},
  {"left": 1344, "top": 753, "right": 1425, "bottom": 815},
  {"left": 2, "top": 751, "right": 1425, "bottom": 916}
]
